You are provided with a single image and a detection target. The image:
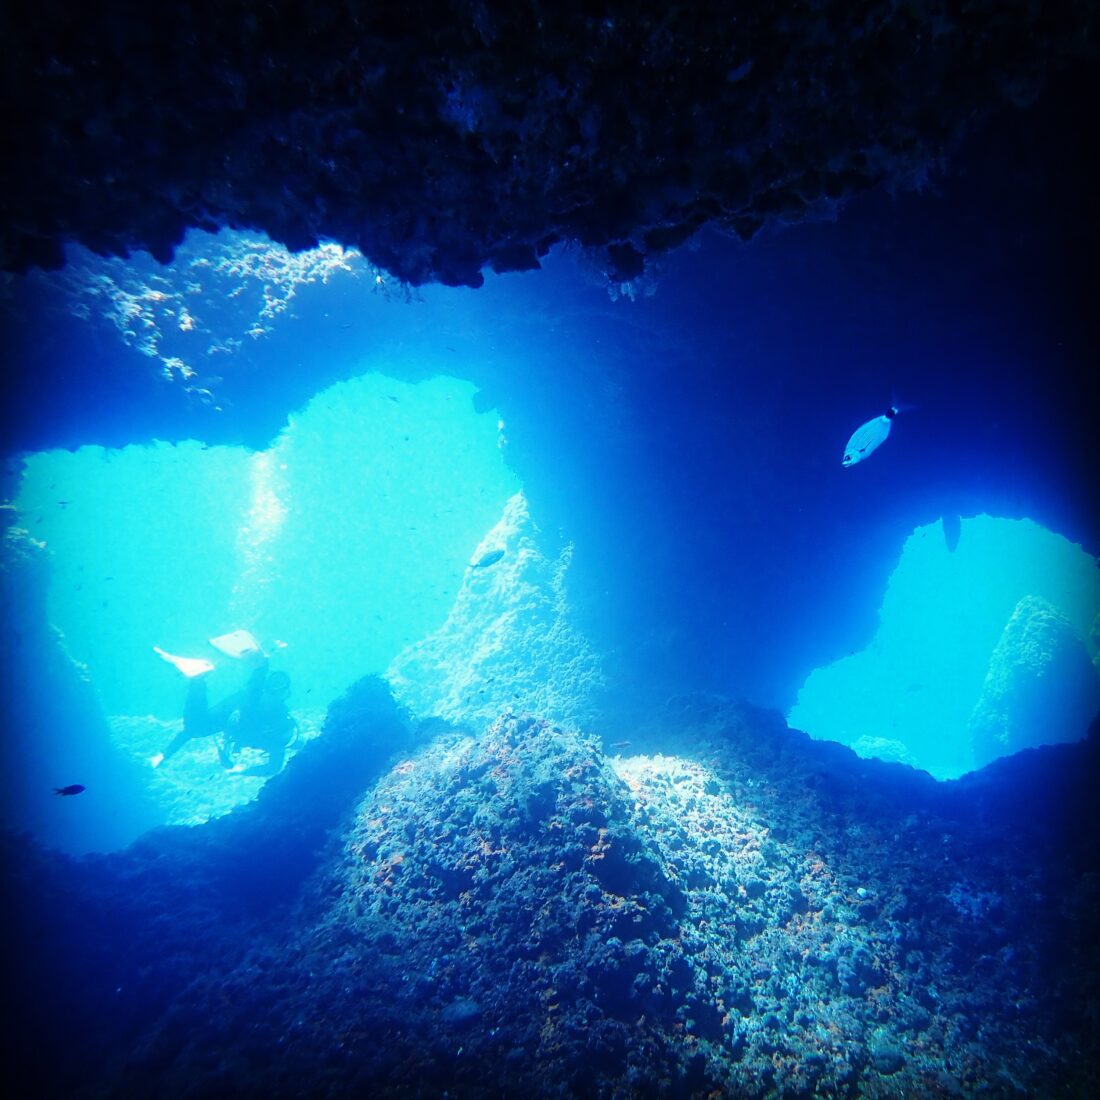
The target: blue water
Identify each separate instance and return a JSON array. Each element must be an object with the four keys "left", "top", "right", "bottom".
[{"left": 1, "top": 81, "right": 1098, "bottom": 1097}]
